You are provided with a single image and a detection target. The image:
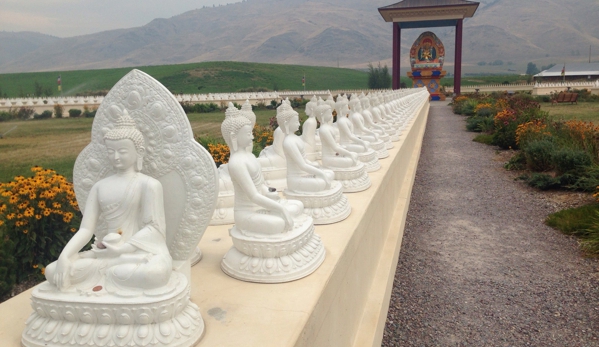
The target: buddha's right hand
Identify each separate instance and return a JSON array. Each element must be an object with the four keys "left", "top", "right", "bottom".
[
  {"left": 282, "top": 209, "right": 294, "bottom": 231},
  {"left": 321, "top": 171, "right": 332, "bottom": 189},
  {"left": 54, "top": 256, "right": 71, "bottom": 291}
]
